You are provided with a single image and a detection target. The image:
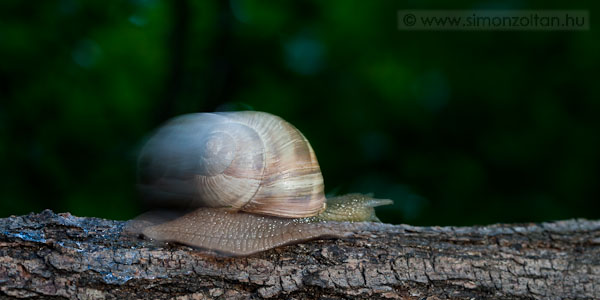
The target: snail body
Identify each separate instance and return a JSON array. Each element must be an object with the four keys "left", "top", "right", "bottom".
[
  {"left": 141, "top": 194, "right": 392, "bottom": 256},
  {"left": 134, "top": 111, "right": 392, "bottom": 256}
]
